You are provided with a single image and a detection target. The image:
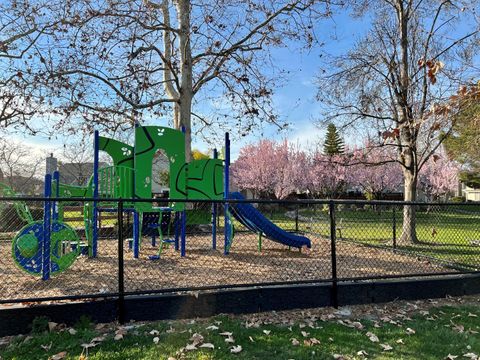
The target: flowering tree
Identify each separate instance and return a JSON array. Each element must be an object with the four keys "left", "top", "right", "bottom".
[
  {"left": 419, "top": 148, "right": 460, "bottom": 201},
  {"left": 308, "top": 150, "right": 349, "bottom": 198},
  {"left": 232, "top": 139, "right": 309, "bottom": 199},
  {"left": 347, "top": 145, "right": 402, "bottom": 200}
]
